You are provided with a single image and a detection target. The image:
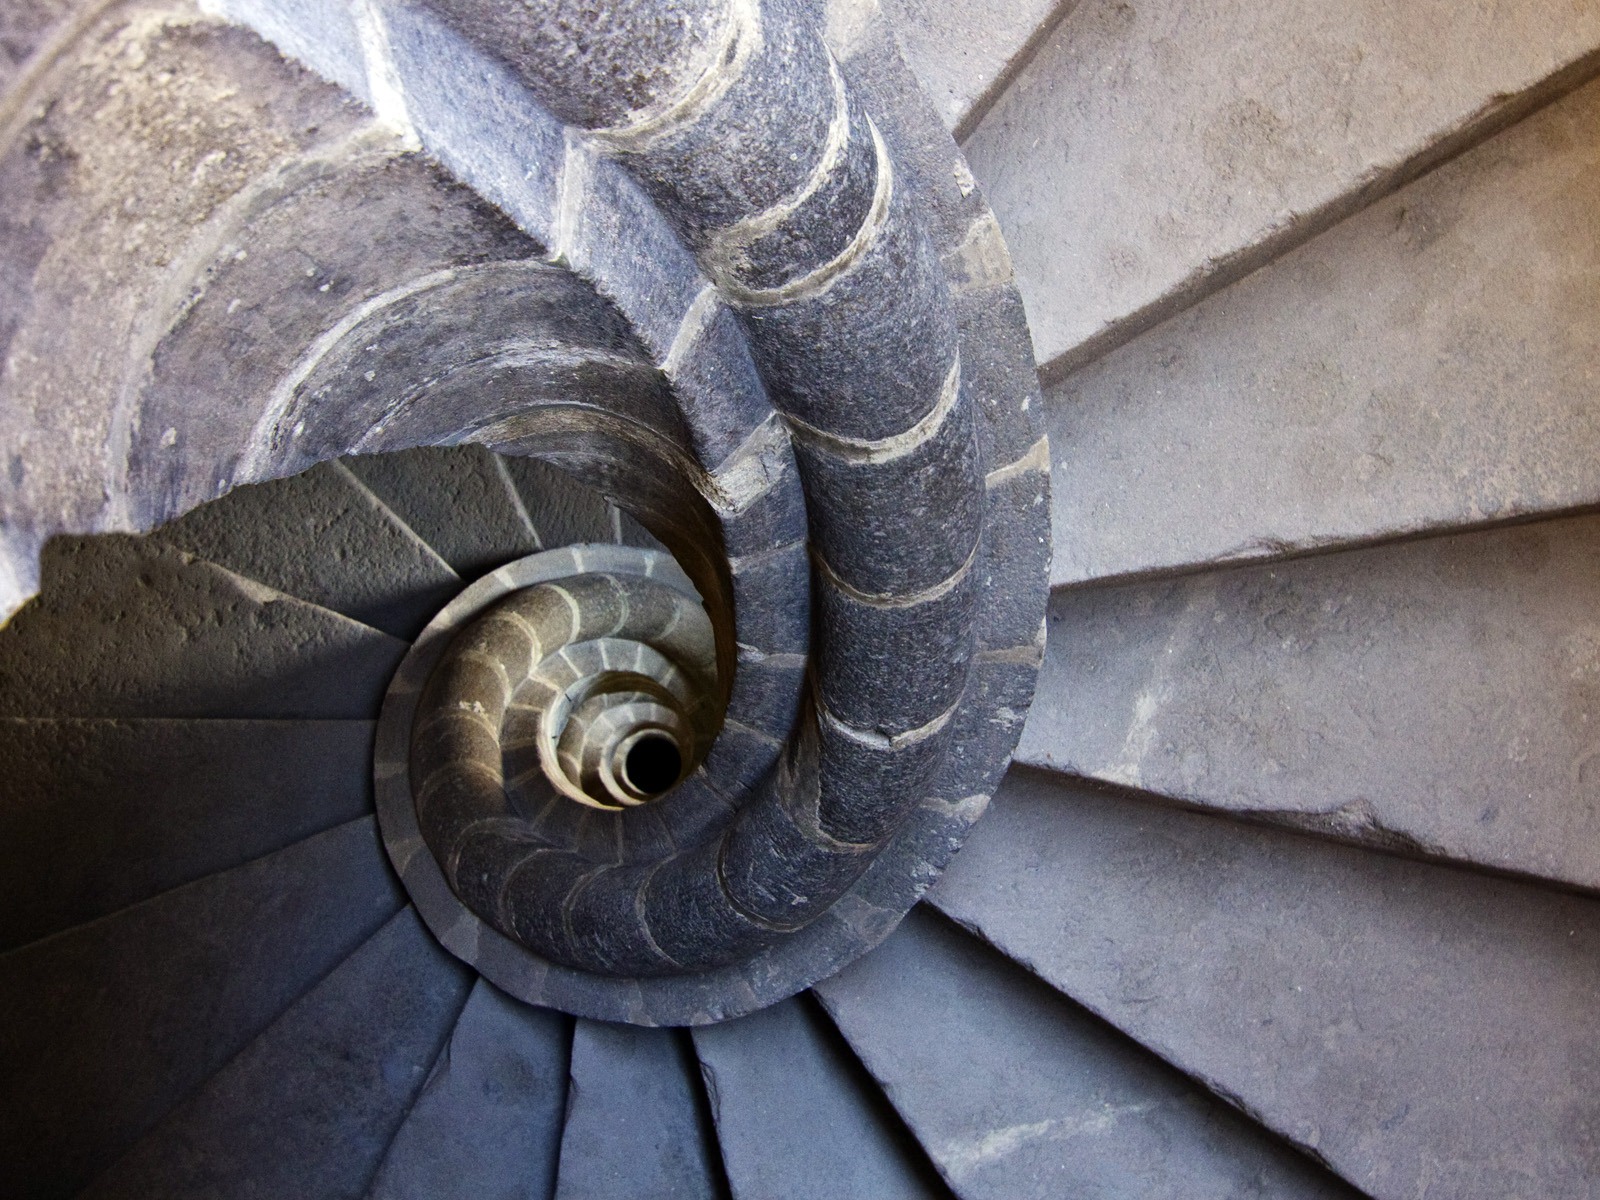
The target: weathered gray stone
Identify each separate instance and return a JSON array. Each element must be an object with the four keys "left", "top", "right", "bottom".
[
  {"left": 154, "top": 461, "right": 459, "bottom": 639},
  {"left": 0, "top": 817, "right": 404, "bottom": 1200},
  {"left": 554, "top": 1021, "right": 724, "bottom": 1200},
  {"left": 691, "top": 994, "right": 945, "bottom": 1200},
  {"left": 1049, "top": 75, "right": 1600, "bottom": 587},
  {"left": 932, "top": 771, "right": 1600, "bottom": 1200},
  {"left": 1022, "top": 512, "right": 1600, "bottom": 890},
  {"left": 0, "top": 0, "right": 79, "bottom": 95},
  {"left": 83, "top": 906, "right": 472, "bottom": 1200},
  {"left": 0, "top": 716, "right": 374, "bottom": 951},
  {"left": 344, "top": 446, "right": 540, "bottom": 581},
  {"left": 502, "top": 456, "right": 622, "bottom": 549},
  {"left": 369, "top": 980, "right": 569, "bottom": 1200},
  {"left": 968, "top": 0, "right": 1600, "bottom": 374},
  {"left": 880, "top": 0, "right": 1069, "bottom": 136},
  {"left": 0, "top": 535, "right": 407, "bottom": 718},
  {"left": 815, "top": 906, "right": 1356, "bottom": 1199}
]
